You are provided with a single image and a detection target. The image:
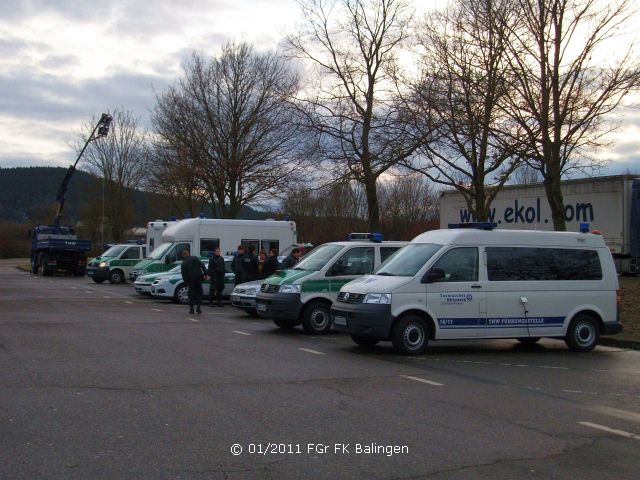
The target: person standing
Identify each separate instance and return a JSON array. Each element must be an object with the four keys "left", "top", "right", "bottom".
[
  {"left": 180, "top": 249, "right": 207, "bottom": 314},
  {"left": 232, "top": 245, "right": 246, "bottom": 286},
  {"left": 243, "top": 245, "right": 260, "bottom": 282},
  {"left": 262, "top": 248, "right": 279, "bottom": 278},
  {"left": 280, "top": 247, "right": 301, "bottom": 269},
  {"left": 207, "top": 247, "right": 226, "bottom": 307}
]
